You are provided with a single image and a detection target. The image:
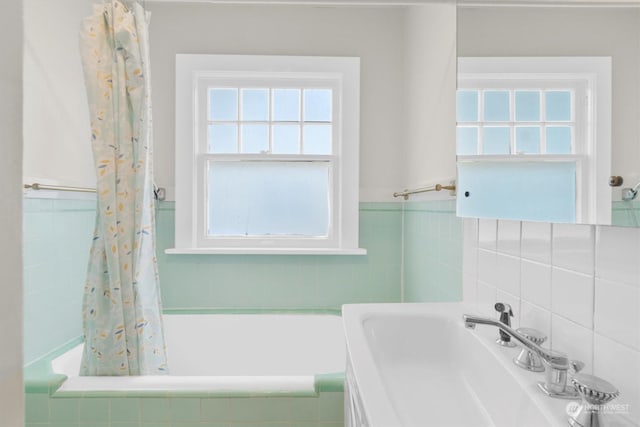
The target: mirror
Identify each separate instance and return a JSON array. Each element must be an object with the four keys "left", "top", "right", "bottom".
[{"left": 456, "top": 5, "right": 640, "bottom": 227}]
